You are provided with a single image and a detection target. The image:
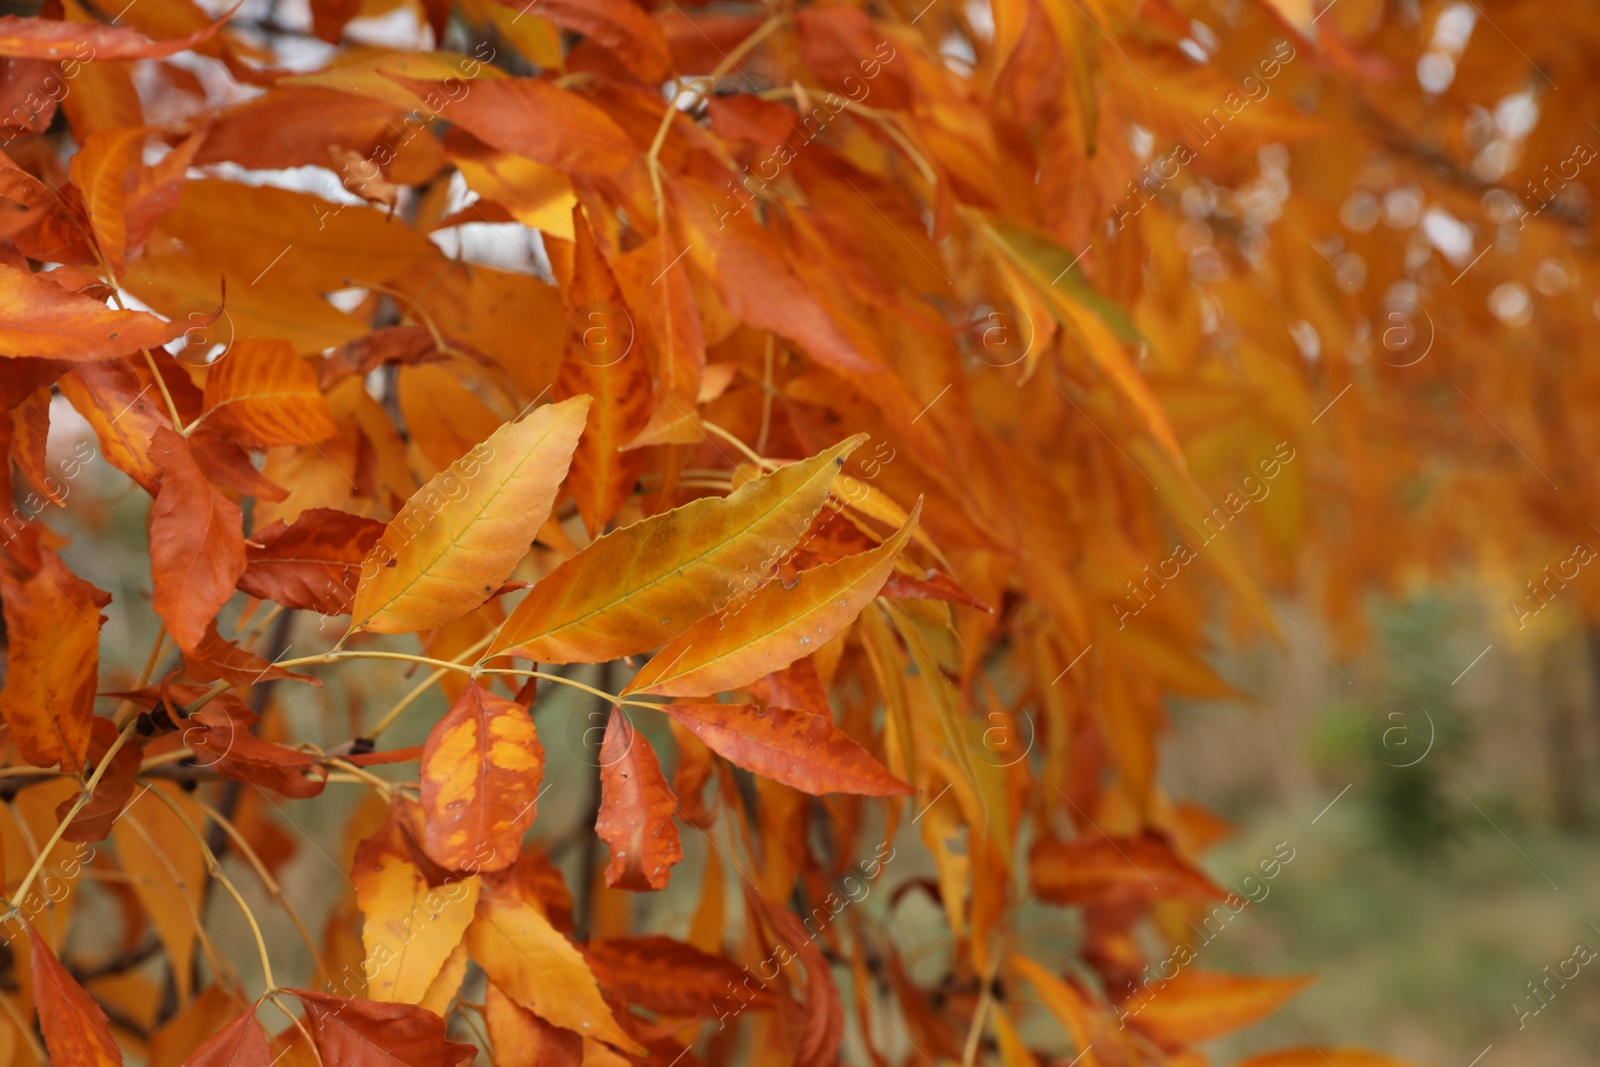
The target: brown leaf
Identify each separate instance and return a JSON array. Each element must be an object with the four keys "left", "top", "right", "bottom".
[{"left": 0, "top": 7, "right": 232, "bottom": 59}]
